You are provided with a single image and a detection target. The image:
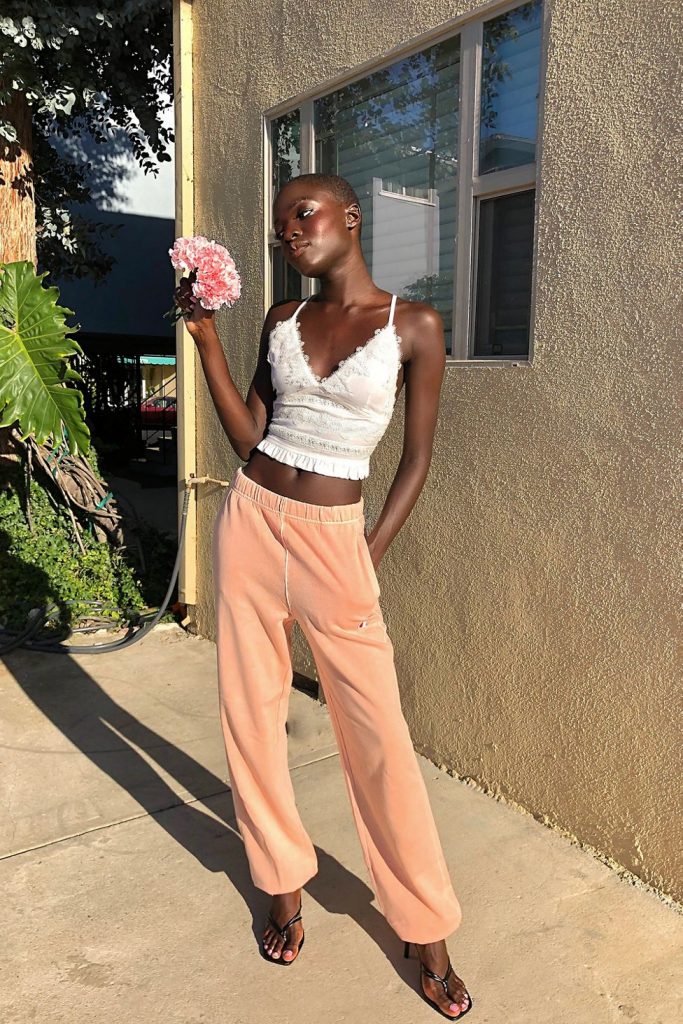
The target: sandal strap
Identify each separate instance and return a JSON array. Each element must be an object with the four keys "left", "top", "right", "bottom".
[
  {"left": 267, "top": 905, "right": 302, "bottom": 940},
  {"left": 419, "top": 958, "right": 454, "bottom": 991}
]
